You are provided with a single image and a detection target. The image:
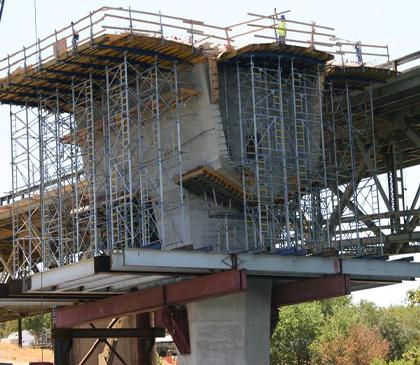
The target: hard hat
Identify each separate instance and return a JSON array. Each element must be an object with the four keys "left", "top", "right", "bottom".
[{"left": 280, "top": 14, "right": 285, "bottom": 19}]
